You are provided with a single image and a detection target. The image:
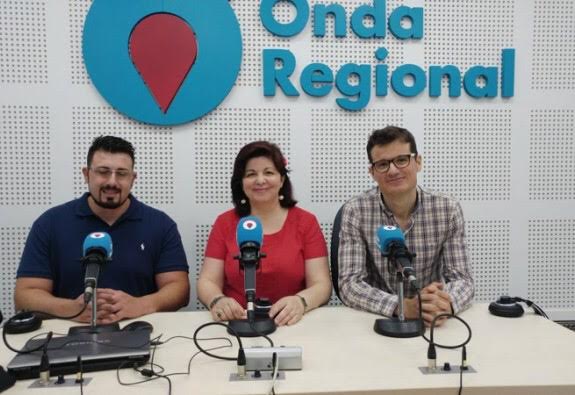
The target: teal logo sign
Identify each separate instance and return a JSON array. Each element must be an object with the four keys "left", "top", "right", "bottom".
[
  {"left": 260, "top": 0, "right": 516, "bottom": 111},
  {"left": 83, "top": 0, "right": 242, "bottom": 125}
]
